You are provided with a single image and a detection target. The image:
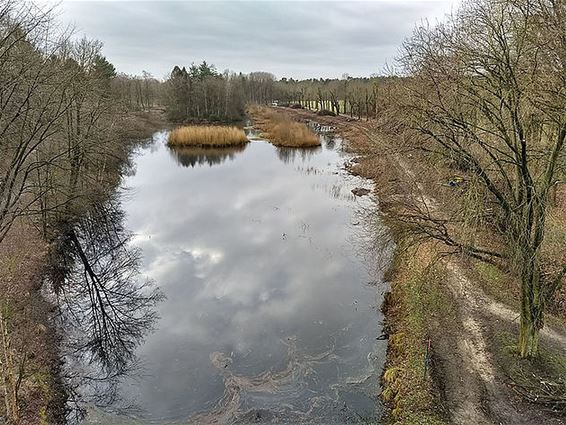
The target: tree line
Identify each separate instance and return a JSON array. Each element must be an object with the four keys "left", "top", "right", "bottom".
[
  {"left": 274, "top": 75, "right": 398, "bottom": 119},
  {"left": 162, "top": 65, "right": 399, "bottom": 122},
  {"left": 164, "top": 63, "right": 276, "bottom": 122}
]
